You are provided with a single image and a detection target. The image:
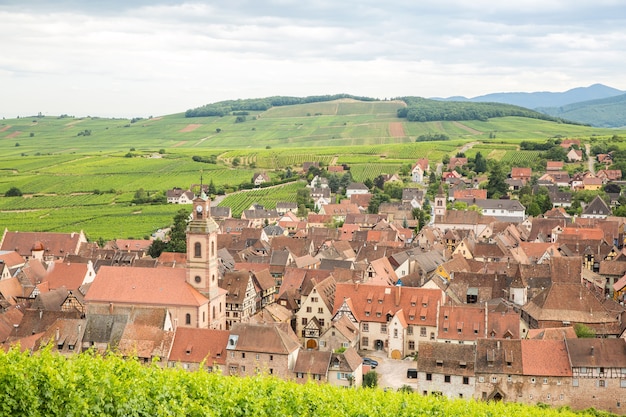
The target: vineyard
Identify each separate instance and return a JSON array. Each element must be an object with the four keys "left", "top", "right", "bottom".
[
  {"left": 217, "top": 182, "right": 305, "bottom": 217},
  {"left": 500, "top": 150, "right": 544, "bottom": 165},
  {"left": 0, "top": 347, "right": 608, "bottom": 417}
]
